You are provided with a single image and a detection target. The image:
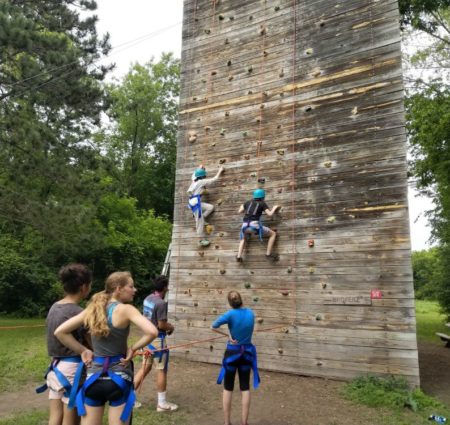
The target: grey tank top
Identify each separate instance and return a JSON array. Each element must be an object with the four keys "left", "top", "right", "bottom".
[{"left": 89, "top": 302, "right": 132, "bottom": 380}]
